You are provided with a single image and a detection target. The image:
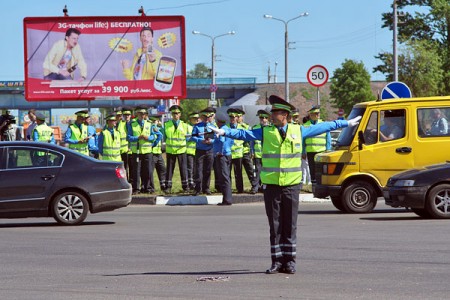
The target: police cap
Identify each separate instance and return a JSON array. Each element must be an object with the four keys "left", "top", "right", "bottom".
[{"left": 269, "top": 95, "right": 296, "bottom": 113}]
